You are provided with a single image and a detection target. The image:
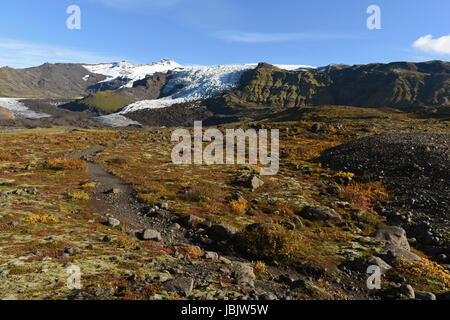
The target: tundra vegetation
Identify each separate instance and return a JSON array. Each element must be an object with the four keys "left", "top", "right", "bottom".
[{"left": 0, "top": 105, "right": 449, "bottom": 300}]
